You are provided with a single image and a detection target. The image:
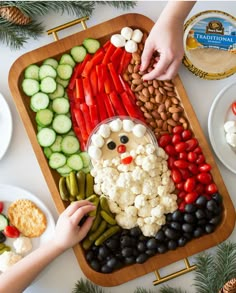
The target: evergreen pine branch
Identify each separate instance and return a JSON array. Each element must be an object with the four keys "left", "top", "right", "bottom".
[
  {"left": 134, "top": 288, "right": 156, "bottom": 293},
  {"left": 98, "top": 1, "right": 137, "bottom": 10},
  {"left": 72, "top": 278, "right": 106, "bottom": 293},
  {"left": 159, "top": 286, "right": 187, "bottom": 293},
  {"left": 213, "top": 242, "right": 236, "bottom": 290},
  {"left": 193, "top": 252, "right": 217, "bottom": 293}
]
